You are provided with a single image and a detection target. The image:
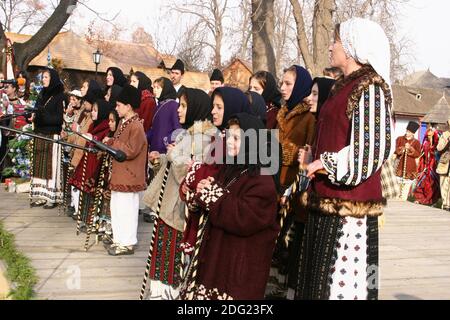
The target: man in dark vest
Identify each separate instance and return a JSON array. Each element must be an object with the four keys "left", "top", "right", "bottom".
[{"left": 170, "top": 59, "right": 186, "bottom": 99}]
